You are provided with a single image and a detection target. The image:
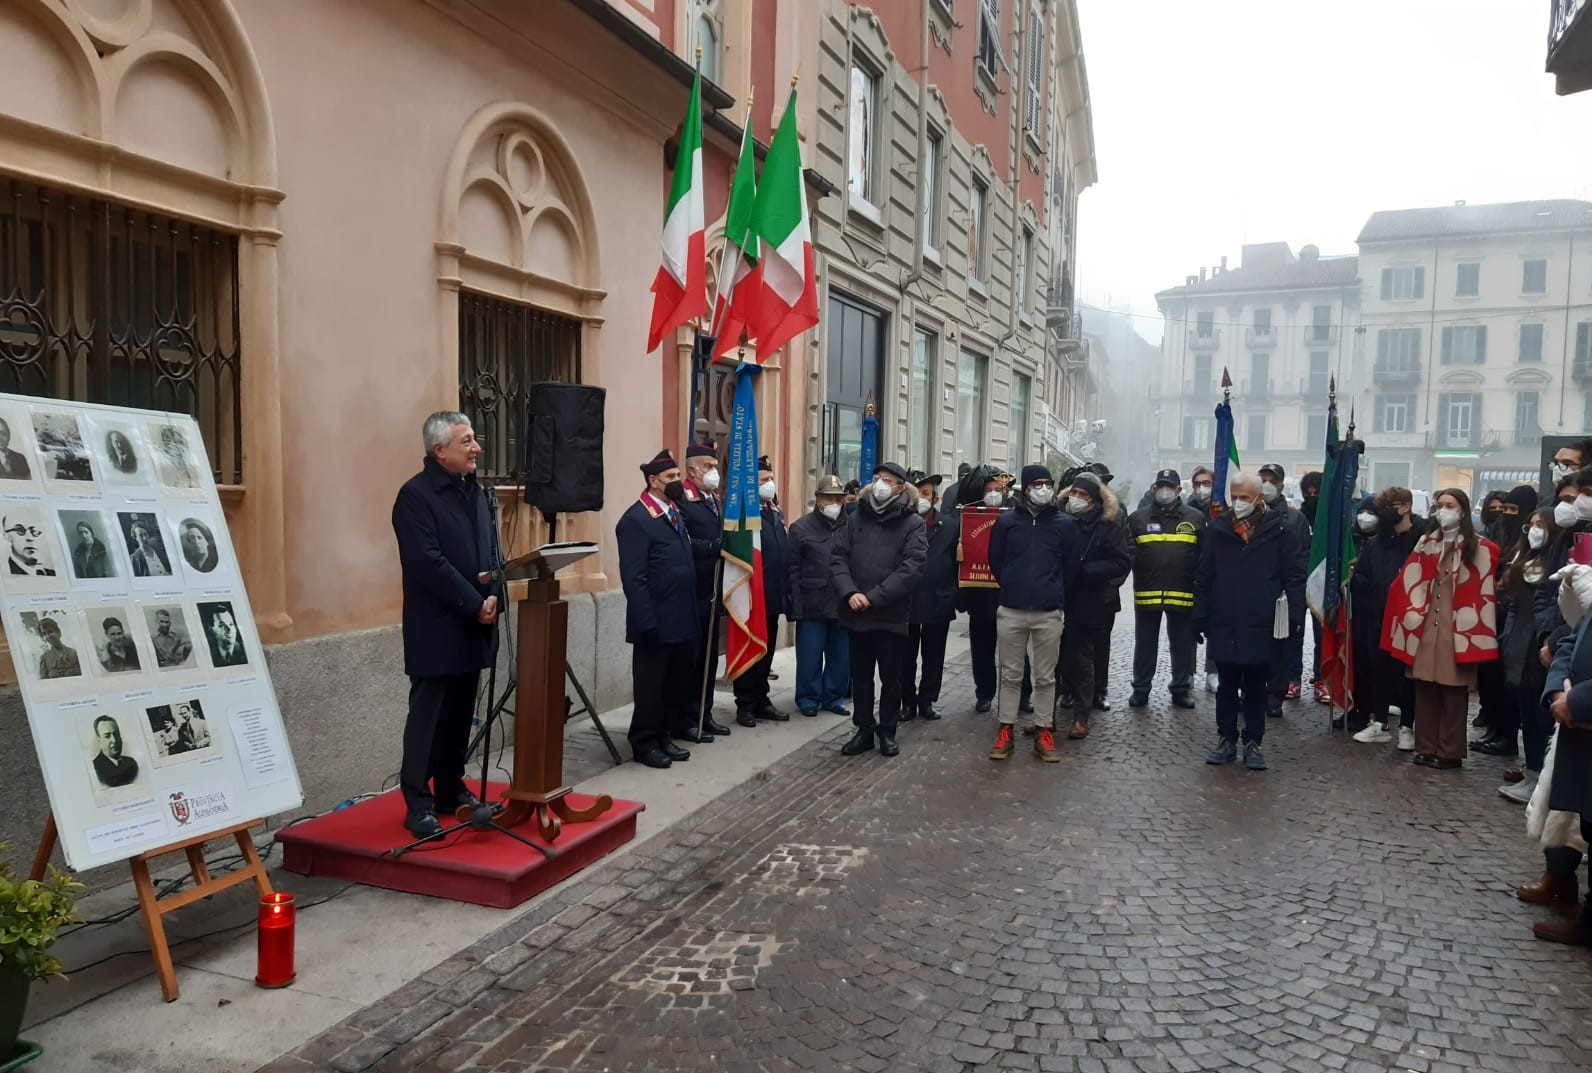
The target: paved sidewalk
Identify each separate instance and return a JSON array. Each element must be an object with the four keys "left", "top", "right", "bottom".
[
  {"left": 253, "top": 624, "right": 1592, "bottom": 1073},
  {"left": 21, "top": 633, "right": 875, "bottom": 1073}
]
